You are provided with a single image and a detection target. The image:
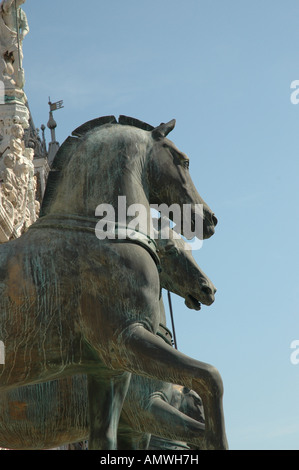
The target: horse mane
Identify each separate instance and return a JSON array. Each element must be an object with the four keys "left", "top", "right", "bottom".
[{"left": 40, "top": 115, "right": 155, "bottom": 217}]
